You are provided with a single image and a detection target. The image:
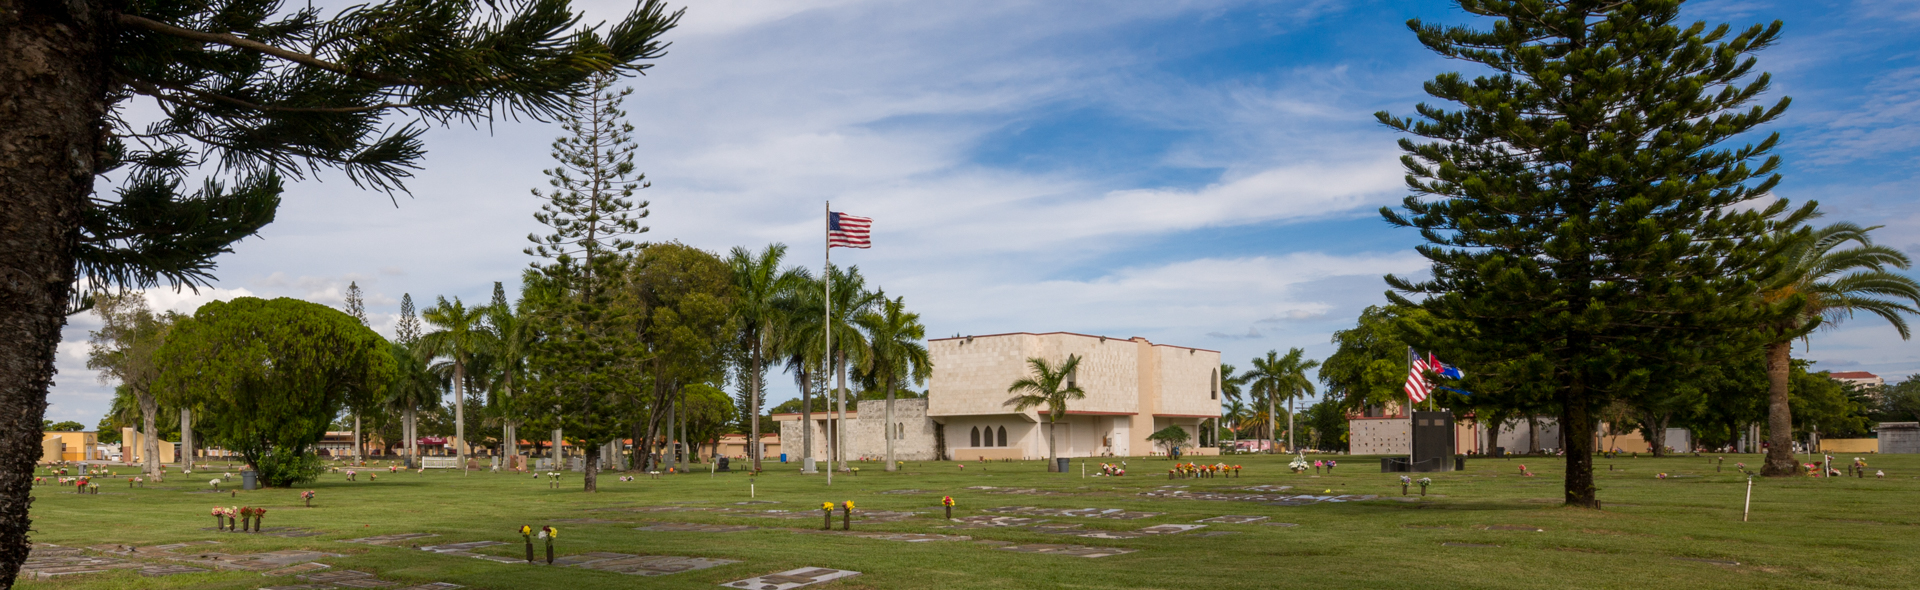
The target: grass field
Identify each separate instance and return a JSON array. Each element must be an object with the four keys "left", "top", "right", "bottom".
[{"left": 18, "top": 451, "right": 1920, "bottom": 589}]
